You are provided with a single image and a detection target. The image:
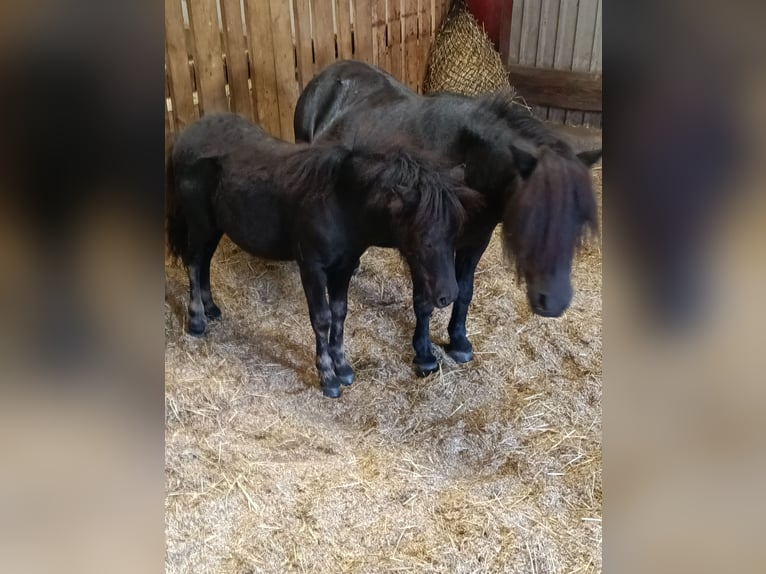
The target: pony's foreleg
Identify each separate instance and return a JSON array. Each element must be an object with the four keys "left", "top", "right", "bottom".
[
  {"left": 447, "top": 239, "right": 490, "bottom": 363},
  {"left": 300, "top": 265, "right": 344, "bottom": 398},
  {"left": 412, "top": 289, "right": 437, "bottom": 377},
  {"left": 327, "top": 269, "right": 354, "bottom": 386}
]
